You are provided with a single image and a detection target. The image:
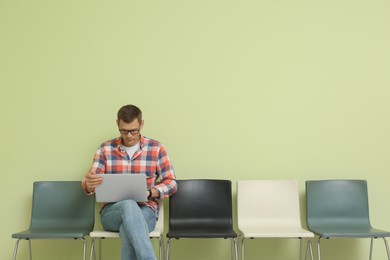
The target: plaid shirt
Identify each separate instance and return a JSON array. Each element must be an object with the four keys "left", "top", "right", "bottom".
[{"left": 90, "top": 135, "right": 177, "bottom": 214}]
